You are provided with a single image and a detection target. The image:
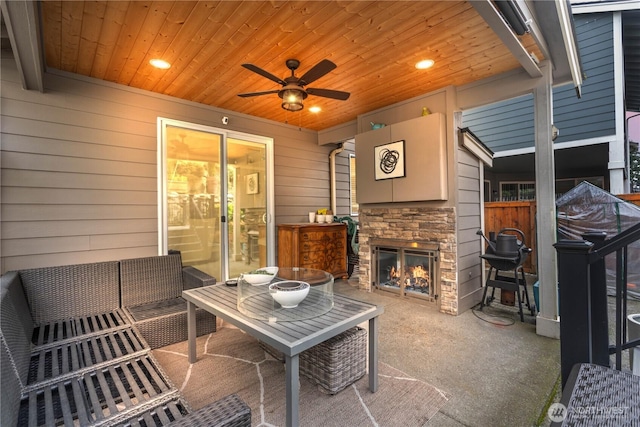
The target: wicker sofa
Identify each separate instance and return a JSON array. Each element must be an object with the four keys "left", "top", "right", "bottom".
[
  {"left": 120, "top": 254, "right": 217, "bottom": 349},
  {"left": 0, "top": 256, "right": 250, "bottom": 427}
]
